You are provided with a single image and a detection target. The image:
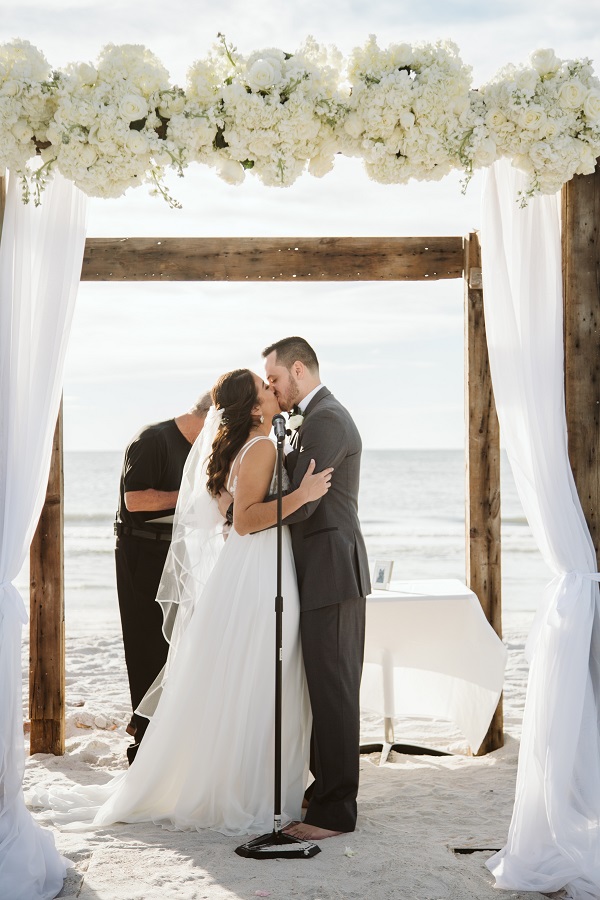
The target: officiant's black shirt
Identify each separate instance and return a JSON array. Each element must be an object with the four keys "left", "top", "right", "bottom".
[{"left": 116, "top": 419, "right": 192, "bottom": 534}]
